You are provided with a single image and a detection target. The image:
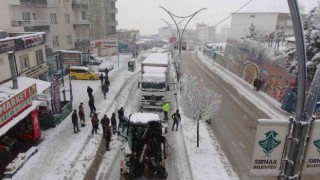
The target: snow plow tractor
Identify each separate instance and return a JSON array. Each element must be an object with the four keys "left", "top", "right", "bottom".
[{"left": 118, "top": 113, "right": 168, "bottom": 179}]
